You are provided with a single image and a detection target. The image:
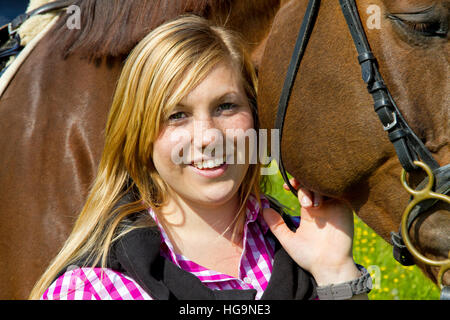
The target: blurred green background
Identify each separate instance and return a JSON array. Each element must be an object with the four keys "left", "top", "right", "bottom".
[{"left": 262, "top": 162, "right": 440, "bottom": 300}]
